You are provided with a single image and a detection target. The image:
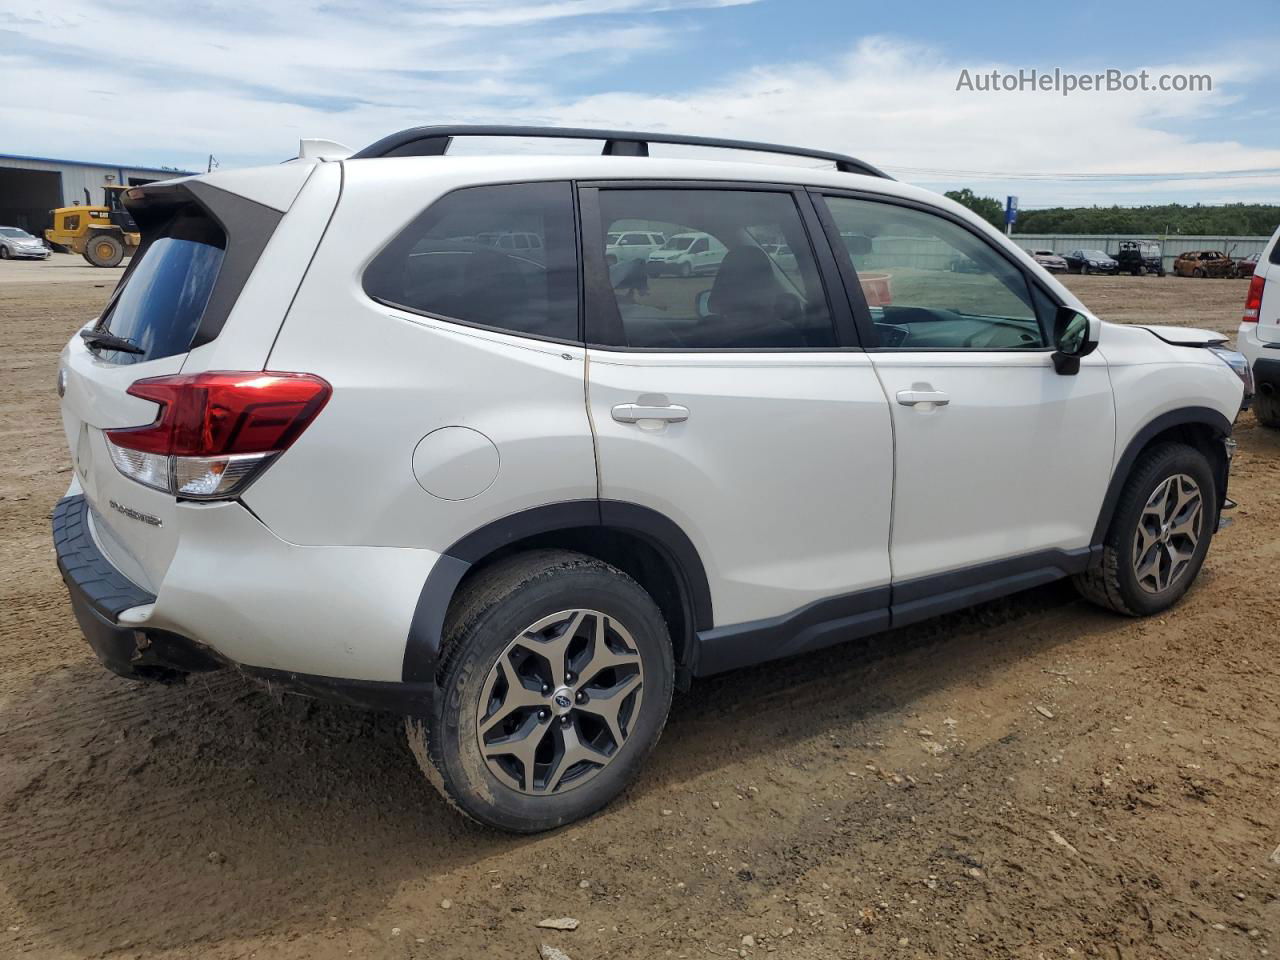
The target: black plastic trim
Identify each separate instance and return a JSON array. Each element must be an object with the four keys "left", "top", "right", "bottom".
[
  {"left": 889, "top": 546, "right": 1097, "bottom": 630},
  {"left": 1090, "top": 406, "right": 1233, "bottom": 544},
  {"left": 53, "top": 494, "right": 154, "bottom": 619},
  {"left": 401, "top": 500, "right": 714, "bottom": 684},
  {"left": 349, "top": 125, "right": 892, "bottom": 179},
  {"left": 694, "top": 586, "right": 890, "bottom": 675},
  {"left": 171, "top": 182, "right": 283, "bottom": 350},
  {"left": 690, "top": 546, "right": 1099, "bottom": 677},
  {"left": 241, "top": 666, "right": 435, "bottom": 716}
]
